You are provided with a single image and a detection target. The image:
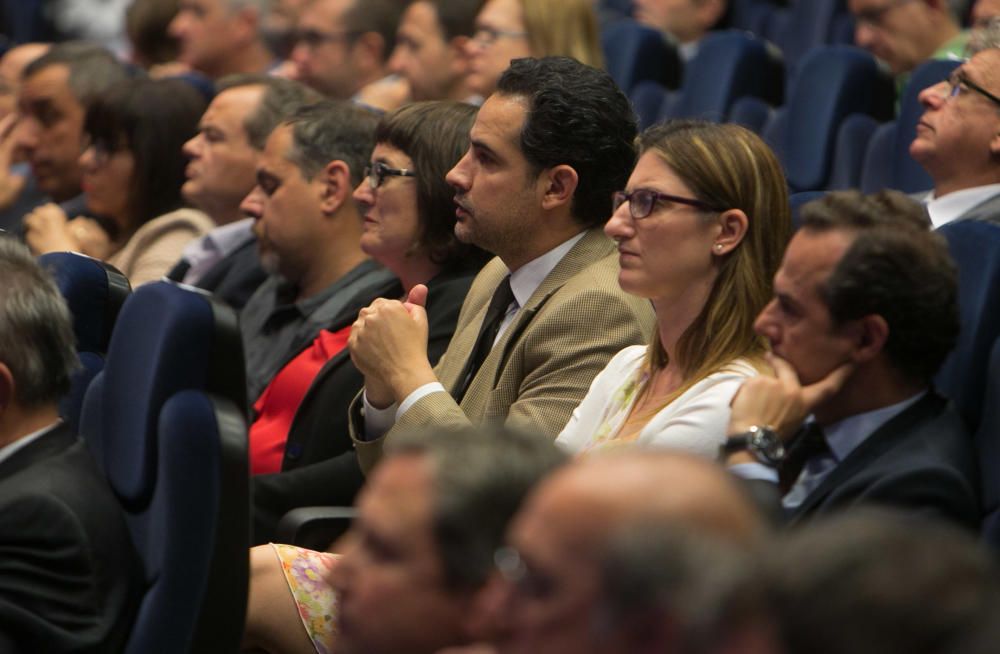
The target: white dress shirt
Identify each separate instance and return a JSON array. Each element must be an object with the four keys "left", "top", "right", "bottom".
[{"left": 924, "top": 184, "right": 1000, "bottom": 228}]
